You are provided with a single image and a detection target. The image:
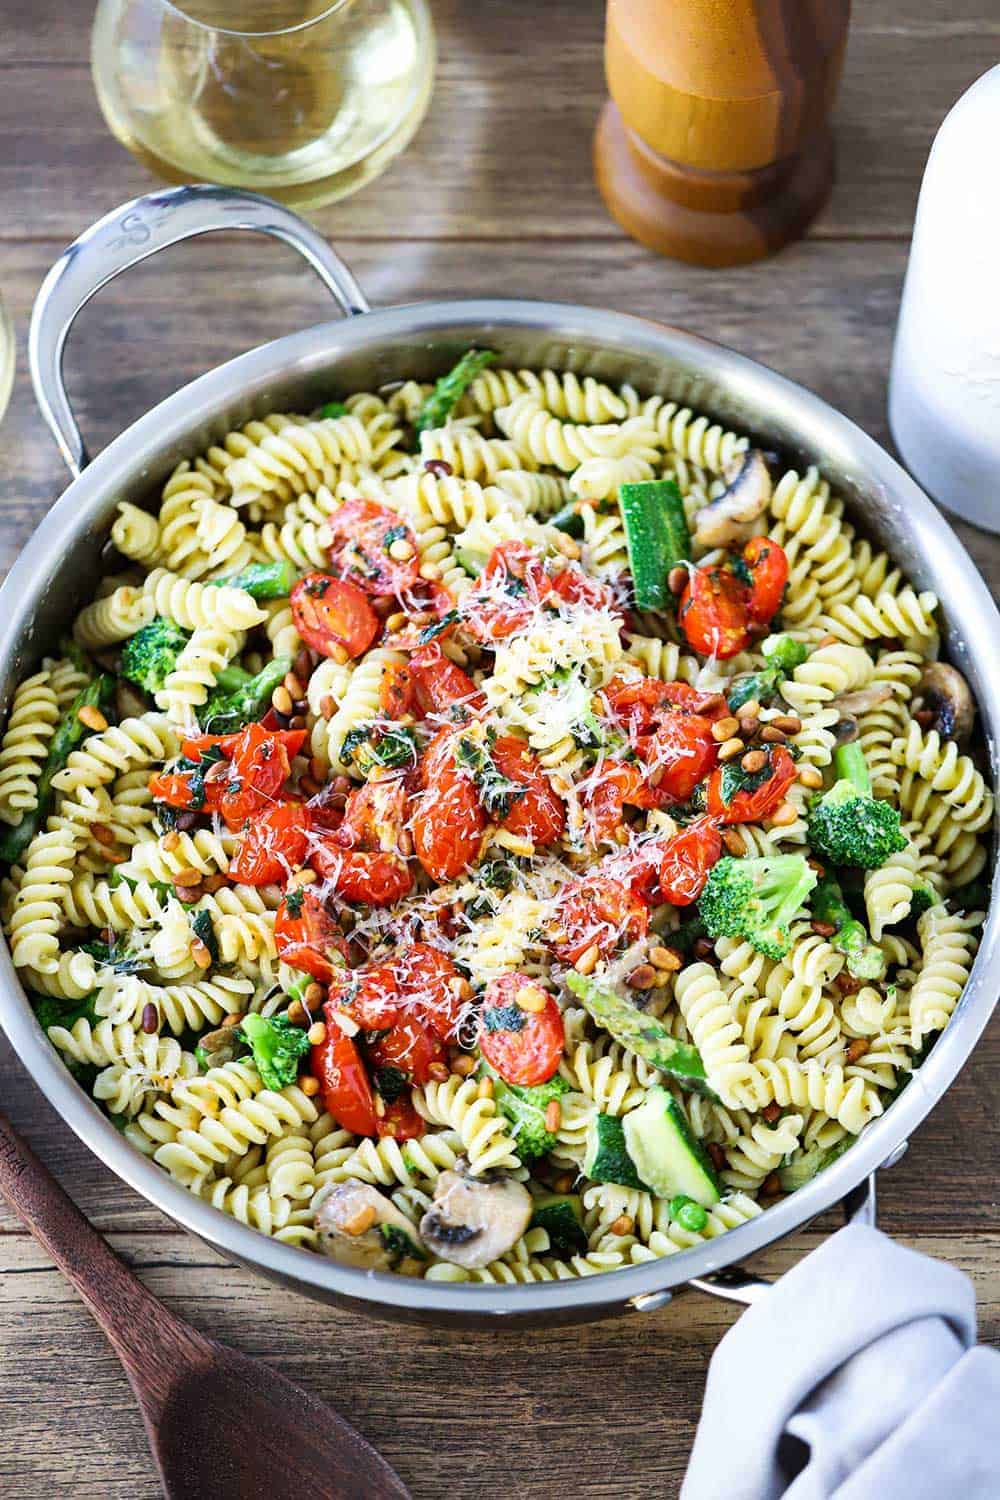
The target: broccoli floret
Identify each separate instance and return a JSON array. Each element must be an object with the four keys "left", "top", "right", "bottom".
[
  {"left": 238, "top": 1013, "right": 311, "bottom": 1091},
  {"left": 699, "top": 854, "right": 818, "bottom": 960},
  {"left": 0, "top": 674, "right": 114, "bottom": 865},
  {"left": 197, "top": 655, "right": 293, "bottom": 734},
  {"left": 727, "top": 633, "right": 809, "bottom": 712},
  {"left": 121, "top": 617, "right": 191, "bottom": 694},
  {"left": 808, "top": 742, "right": 907, "bottom": 869},
  {"left": 909, "top": 882, "right": 937, "bottom": 920},
  {"left": 207, "top": 561, "right": 297, "bottom": 601},
  {"left": 811, "top": 874, "right": 886, "bottom": 980},
  {"left": 486, "top": 1069, "right": 570, "bottom": 1162}
]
